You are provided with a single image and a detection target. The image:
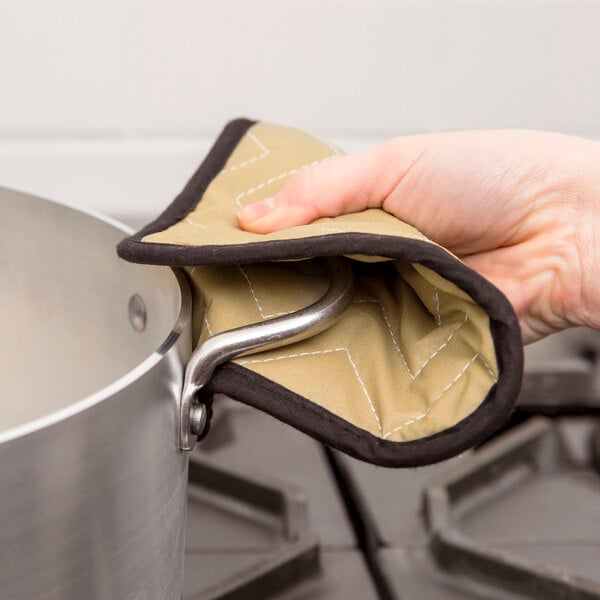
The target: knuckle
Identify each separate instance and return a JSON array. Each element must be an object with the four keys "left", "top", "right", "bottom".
[
  {"left": 287, "top": 166, "right": 317, "bottom": 199},
  {"left": 279, "top": 166, "right": 321, "bottom": 209}
]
